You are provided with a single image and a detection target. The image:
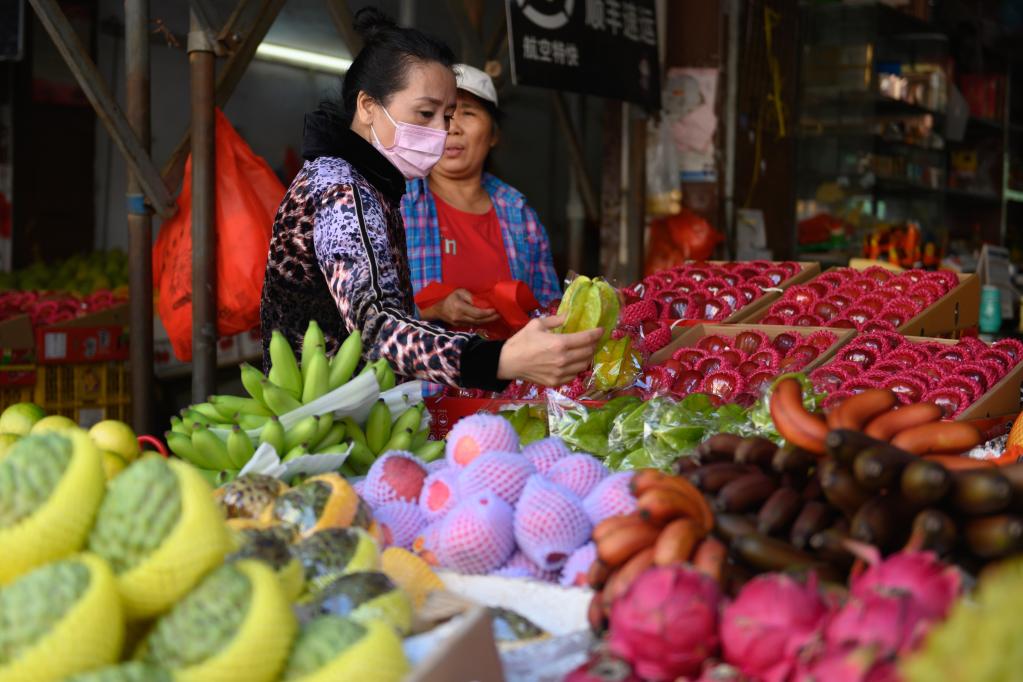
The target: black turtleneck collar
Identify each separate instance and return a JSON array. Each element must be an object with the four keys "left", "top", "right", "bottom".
[{"left": 302, "top": 109, "right": 406, "bottom": 205}]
